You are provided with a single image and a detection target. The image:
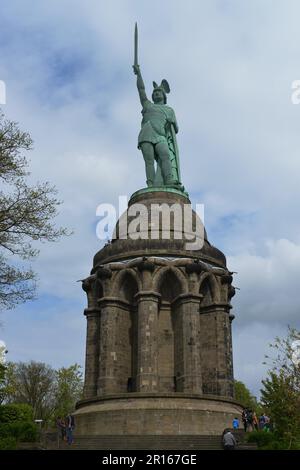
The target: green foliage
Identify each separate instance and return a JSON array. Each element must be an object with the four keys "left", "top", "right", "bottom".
[
  {"left": 0, "top": 362, "right": 18, "bottom": 404},
  {"left": 0, "top": 436, "right": 17, "bottom": 450},
  {"left": 54, "top": 364, "right": 83, "bottom": 418},
  {"left": 261, "top": 327, "right": 300, "bottom": 449},
  {"left": 0, "top": 363, "right": 6, "bottom": 402},
  {"left": 4, "top": 361, "right": 57, "bottom": 422},
  {"left": 2, "top": 361, "right": 83, "bottom": 424},
  {"left": 247, "top": 430, "right": 300, "bottom": 450},
  {"left": 0, "top": 403, "right": 33, "bottom": 423},
  {"left": 0, "top": 403, "right": 38, "bottom": 445},
  {"left": 0, "top": 362, "right": 5, "bottom": 381},
  {"left": 261, "top": 371, "right": 300, "bottom": 448},
  {"left": 234, "top": 380, "right": 258, "bottom": 411},
  {"left": 0, "top": 421, "right": 38, "bottom": 442},
  {"left": 246, "top": 430, "right": 275, "bottom": 447}
]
